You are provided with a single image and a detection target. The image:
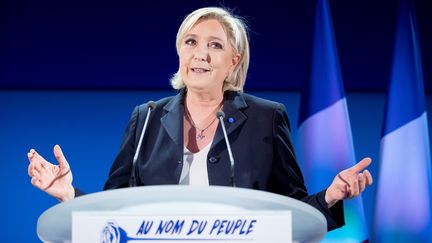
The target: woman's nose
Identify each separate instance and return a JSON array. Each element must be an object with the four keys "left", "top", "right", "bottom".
[{"left": 193, "top": 45, "right": 210, "bottom": 62}]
